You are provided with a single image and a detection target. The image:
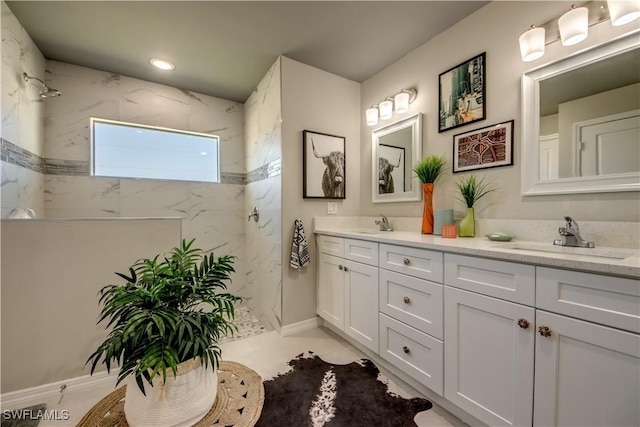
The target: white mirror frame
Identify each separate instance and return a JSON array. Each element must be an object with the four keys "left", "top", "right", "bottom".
[
  {"left": 372, "top": 113, "right": 422, "bottom": 203},
  {"left": 521, "top": 34, "right": 640, "bottom": 196}
]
